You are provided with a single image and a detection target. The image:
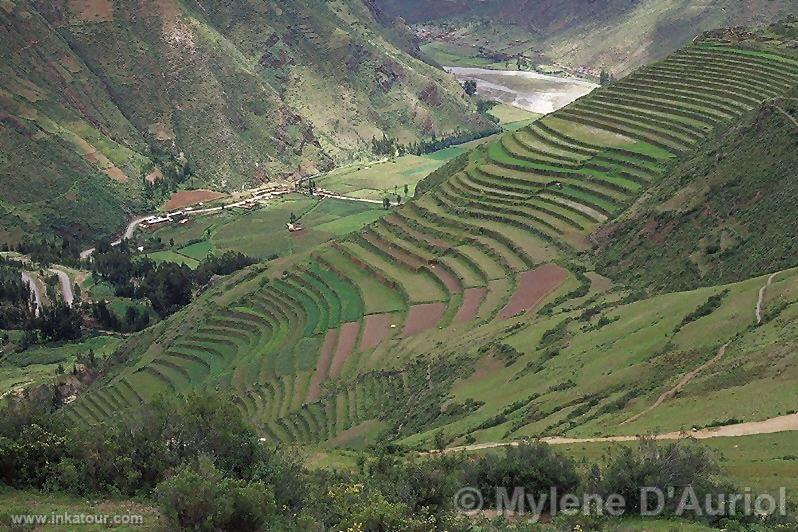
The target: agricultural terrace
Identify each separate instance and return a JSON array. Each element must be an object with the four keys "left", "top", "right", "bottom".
[{"left": 66, "top": 40, "right": 798, "bottom": 448}]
